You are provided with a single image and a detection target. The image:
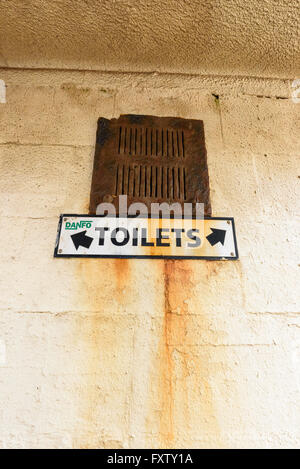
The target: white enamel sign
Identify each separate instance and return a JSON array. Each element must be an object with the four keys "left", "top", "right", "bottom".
[{"left": 54, "top": 215, "right": 238, "bottom": 260}]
